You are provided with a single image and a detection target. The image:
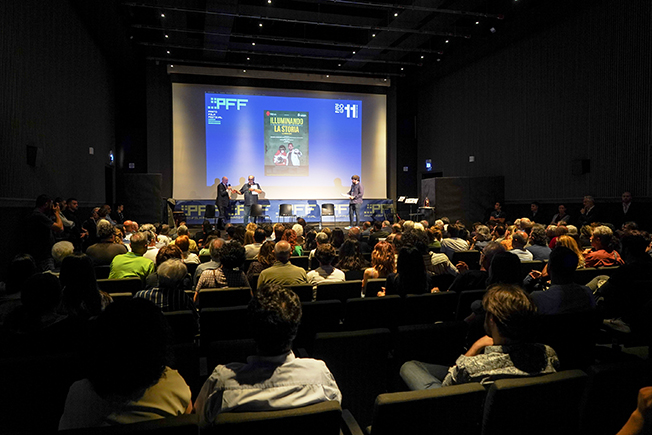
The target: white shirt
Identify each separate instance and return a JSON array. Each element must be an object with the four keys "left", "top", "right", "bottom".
[
  {"left": 509, "top": 248, "right": 534, "bottom": 262},
  {"left": 195, "top": 351, "right": 341, "bottom": 426},
  {"left": 307, "top": 266, "right": 346, "bottom": 285}
]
